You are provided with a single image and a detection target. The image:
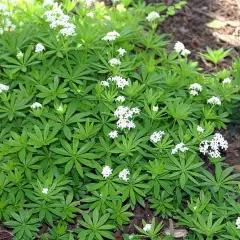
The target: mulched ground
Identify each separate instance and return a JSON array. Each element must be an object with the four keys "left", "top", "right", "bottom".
[
  {"left": 1, "top": 0, "right": 240, "bottom": 239},
  {"left": 160, "top": 0, "right": 240, "bottom": 69}
]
